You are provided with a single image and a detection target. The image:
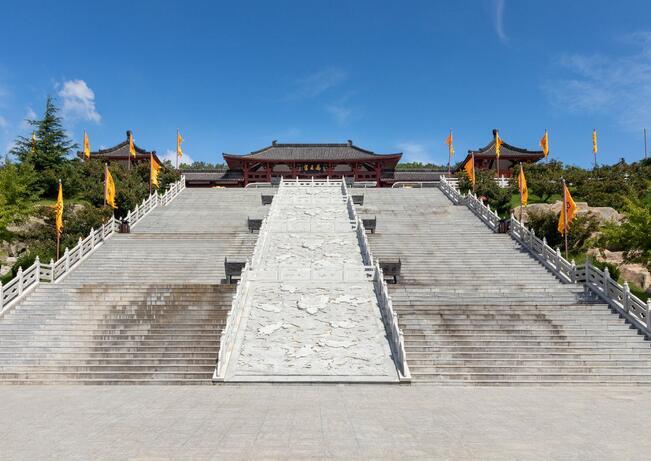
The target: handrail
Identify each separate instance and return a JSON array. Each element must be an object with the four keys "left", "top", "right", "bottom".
[
  {"left": 244, "top": 182, "right": 273, "bottom": 189},
  {"left": 439, "top": 176, "right": 500, "bottom": 230},
  {"left": 214, "top": 176, "right": 282, "bottom": 381},
  {"left": 342, "top": 179, "right": 410, "bottom": 380},
  {"left": 509, "top": 213, "right": 651, "bottom": 335},
  {"left": 0, "top": 176, "right": 186, "bottom": 314},
  {"left": 439, "top": 174, "right": 651, "bottom": 336},
  {"left": 391, "top": 181, "right": 440, "bottom": 188}
]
